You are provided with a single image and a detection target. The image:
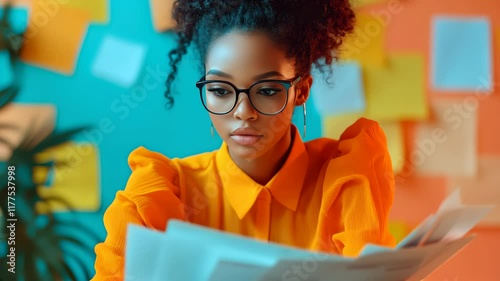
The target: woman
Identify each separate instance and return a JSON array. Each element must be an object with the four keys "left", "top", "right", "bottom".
[{"left": 92, "top": 0, "right": 396, "bottom": 279}]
